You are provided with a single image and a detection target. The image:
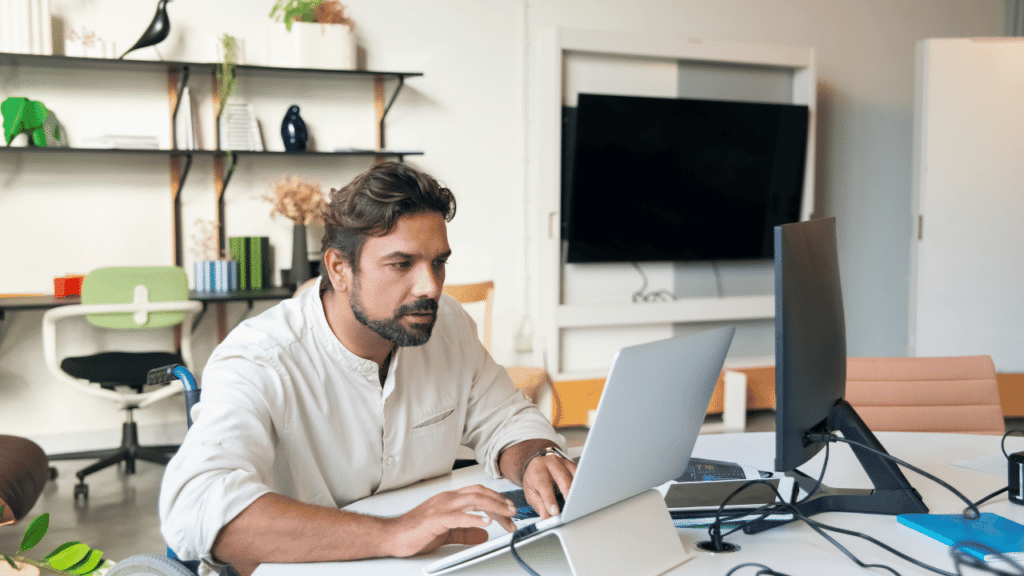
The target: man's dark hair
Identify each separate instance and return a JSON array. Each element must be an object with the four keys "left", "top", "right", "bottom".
[{"left": 320, "top": 162, "right": 456, "bottom": 287}]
